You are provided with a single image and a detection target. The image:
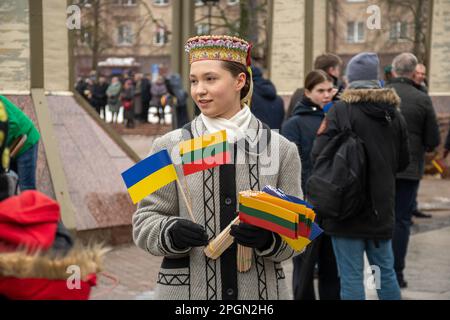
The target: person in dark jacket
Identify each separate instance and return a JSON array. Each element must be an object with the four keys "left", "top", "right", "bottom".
[
  {"left": 121, "top": 79, "right": 135, "bottom": 128},
  {"left": 311, "top": 52, "right": 410, "bottom": 300},
  {"left": 151, "top": 75, "right": 168, "bottom": 124},
  {"left": 282, "top": 70, "right": 340, "bottom": 300},
  {"left": 410, "top": 63, "right": 432, "bottom": 219},
  {"left": 166, "top": 73, "right": 189, "bottom": 129},
  {"left": 250, "top": 66, "right": 285, "bottom": 130},
  {"left": 75, "top": 77, "right": 88, "bottom": 100},
  {"left": 91, "top": 76, "right": 109, "bottom": 119},
  {"left": 387, "top": 53, "right": 441, "bottom": 289},
  {"left": 287, "top": 53, "right": 343, "bottom": 119},
  {"left": 140, "top": 74, "right": 152, "bottom": 122}
]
